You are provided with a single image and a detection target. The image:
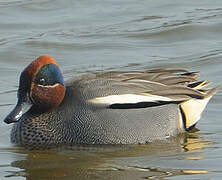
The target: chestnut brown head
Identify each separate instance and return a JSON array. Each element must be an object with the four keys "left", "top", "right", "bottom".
[{"left": 4, "top": 55, "right": 65, "bottom": 124}]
